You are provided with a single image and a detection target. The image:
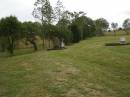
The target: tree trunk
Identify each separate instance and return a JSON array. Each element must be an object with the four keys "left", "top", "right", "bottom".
[
  {"left": 30, "top": 40, "right": 38, "bottom": 51},
  {"left": 126, "top": 31, "right": 129, "bottom": 35},
  {"left": 43, "top": 38, "right": 45, "bottom": 48},
  {"left": 7, "top": 36, "right": 14, "bottom": 55},
  {"left": 114, "top": 30, "right": 116, "bottom": 36},
  {"left": 1, "top": 44, "right": 6, "bottom": 52}
]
